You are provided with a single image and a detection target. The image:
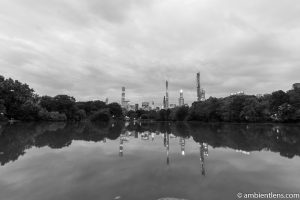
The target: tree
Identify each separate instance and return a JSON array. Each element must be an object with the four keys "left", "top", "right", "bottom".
[
  {"left": 107, "top": 103, "right": 122, "bottom": 118},
  {"left": 0, "top": 76, "right": 35, "bottom": 119},
  {"left": 175, "top": 106, "right": 189, "bottom": 121},
  {"left": 287, "top": 89, "right": 300, "bottom": 110},
  {"left": 53, "top": 95, "right": 76, "bottom": 120},
  {"left": 270, "top": 90, "right": 289, "bottom": 112},
  {"left": 90, "top": 109, "right": 111, "bottom": 122},
  {"left": 40, "top": 96, "right": 56, "bottom": 111}
]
